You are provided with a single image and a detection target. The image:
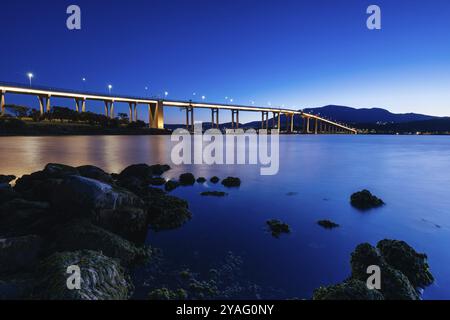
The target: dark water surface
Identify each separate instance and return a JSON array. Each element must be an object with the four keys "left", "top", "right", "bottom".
[{"left": 1, "top": 135, "right": 449, "bottom": 299}]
